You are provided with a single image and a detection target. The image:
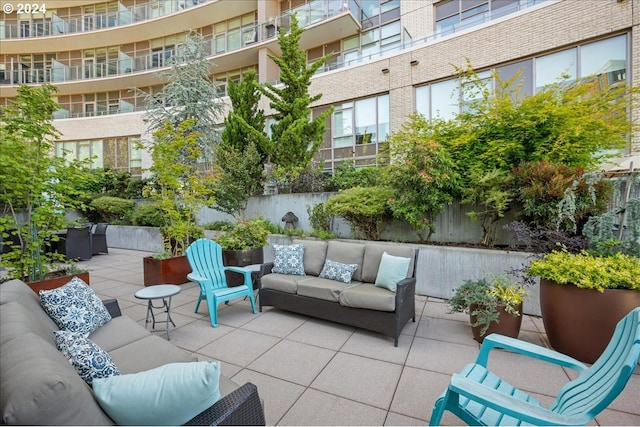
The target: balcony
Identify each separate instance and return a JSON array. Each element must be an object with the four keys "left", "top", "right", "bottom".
[{"left": 0, "top": 3, "right": 359, "bottom": 96}]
